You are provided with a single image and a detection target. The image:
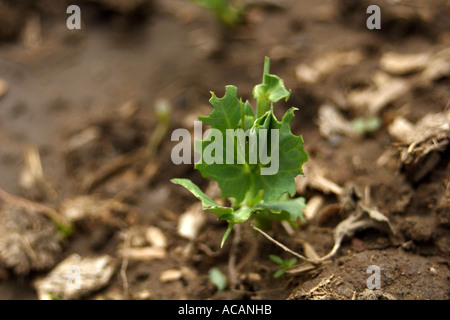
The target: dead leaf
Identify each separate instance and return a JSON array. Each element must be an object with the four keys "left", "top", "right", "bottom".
[
  {"left": 34, "top": 254, "right": 116, "bottom": 300},
  {"left": 296, "top": 162, "right": 344, "bottom": 196},
  {"left": 303, "top": 195, "right": 324, "bottom": 221},
  {"left": 60, "top": 196, "right": 135, "bottom": 226},
  {"left": 177, "top": 202, "right": 207, "bottom": 241},
  {"left": 320, "top": 203, "right": 393, "bottom": 261},
  {"left": 347, "top": 72, "right": 409, "bottom": 115},
  {"left": 296, "top": 50, "right": 364, "bottom": 83},
  {"left": 318, "top": 104, "right": 358, "bottom": 139},
  {"left": 160, "top": 269, "right": 183, "bottom": 282},
  {"left": 388, "top": 110, "right": 450, "bottom": 182},
  {"left": 118, "top": 246, "right": 166, "bottom": 261},
  {"left": 285, "top": 262, "right": 317, "bottom": 275},
  {"left": 299, "top": 239, "right": 320, "bottom": 261},
  {"left": 380, "top": 51, "right": 430, "bottom": 75},
  {"left": 421, "top": 48, "right": 450, "bottom": 81}
]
